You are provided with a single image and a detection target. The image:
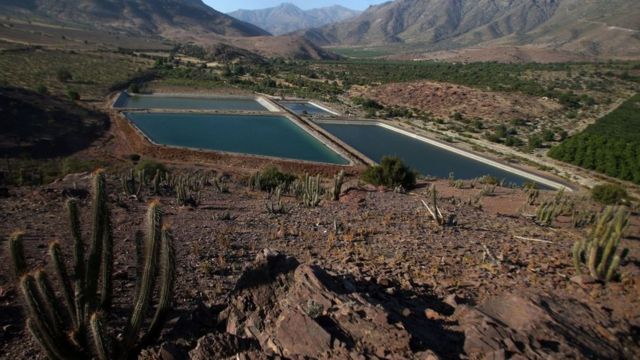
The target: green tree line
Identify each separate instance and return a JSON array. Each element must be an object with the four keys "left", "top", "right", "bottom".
[{"left": 549, "top": 94, "right": 640, "bottom": 184}]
